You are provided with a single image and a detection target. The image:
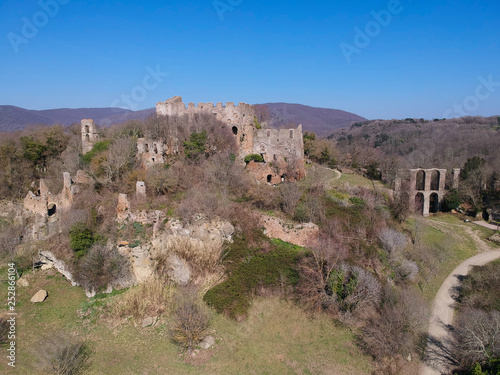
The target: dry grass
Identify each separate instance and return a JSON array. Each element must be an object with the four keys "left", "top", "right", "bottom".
[
  {"left": 108, "top": 276, "right": 174, "bottom": 321},
  {"left": 165, "top": 235, "right": 224, "bottom": 275}
]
